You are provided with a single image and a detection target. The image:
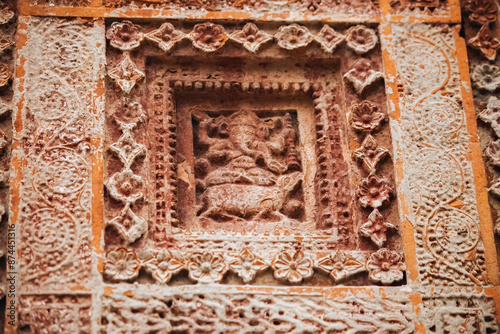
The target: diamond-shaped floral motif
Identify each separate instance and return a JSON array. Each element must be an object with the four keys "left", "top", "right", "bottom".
[
  {"left": 316, "top": 250, "right": 366, "bottom": 282},
  {"left": 313, "top": 25, "right": 344, "bottom": 53},
  {"left": 143, "top": 249, "right": 184, "bottom": 284},
  {"left": 107, "top": 205, "right": 148, "bottom": 244},
  {"left": 344, "top": 59, "right": 384, "bottom": 94},
  {"left": 229, "top": 23, "right": 273, "bottom": 53},
  {"left": 468, "top": 25, "right": 500, "bottom": 61},
  {"left": 108, "top": 53, "right": 145, "bottom": 94},
  {"left": 353, "top": 134, "right": 390, "bottom": 173},
  {"left": 109, "top": 131, "right": 146, "bottom": 168},
  {"left": 358, "top": 209, "right": 397, "bottom": 248},
  {"left": 145, "top": 23, "right": 187, "bottom": 53},
  {"left": 228, "top": 248, "right": 268, "bottom": 283}
]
